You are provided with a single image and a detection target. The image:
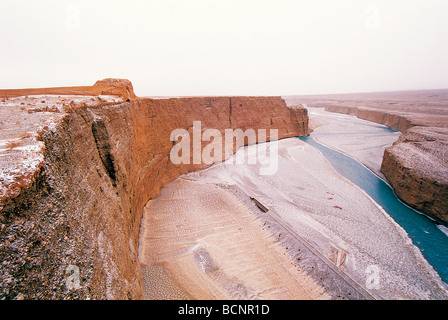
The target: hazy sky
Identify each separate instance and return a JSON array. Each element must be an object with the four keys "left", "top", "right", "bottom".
[{"left": 1, "top": 0, "right": 448, "bottom": 96}]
